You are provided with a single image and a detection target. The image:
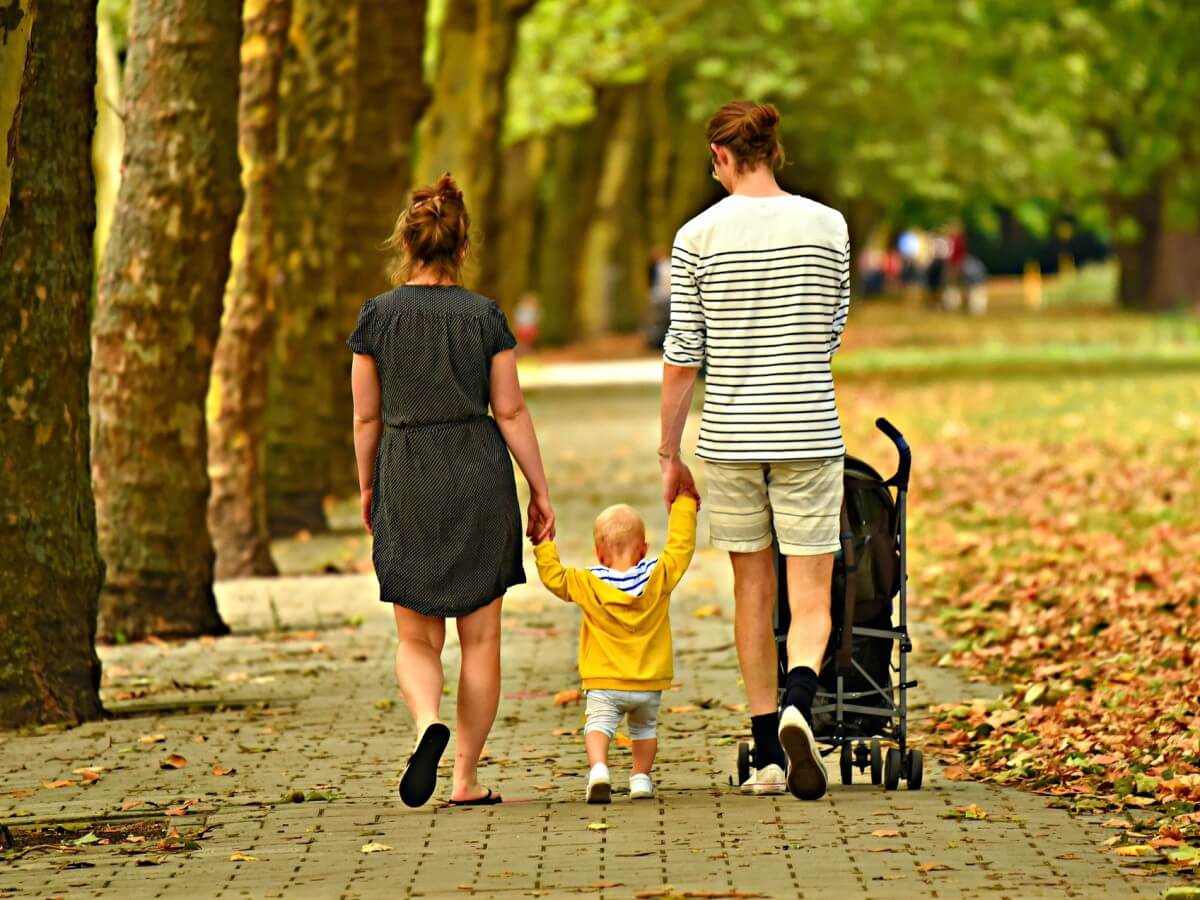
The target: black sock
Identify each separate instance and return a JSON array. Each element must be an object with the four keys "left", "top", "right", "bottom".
[
  {"left": 782, "top": 666, "right": 819, "bottom": 716},
  {"left": 750, "top": 712, "right": 786, "bottom": 769}
]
